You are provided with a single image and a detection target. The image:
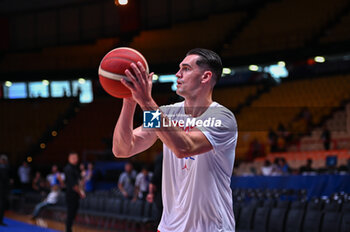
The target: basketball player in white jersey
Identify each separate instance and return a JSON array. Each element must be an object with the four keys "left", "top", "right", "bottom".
[{"left": 113, "top": 48, "right": 237, "bottom": 232}]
